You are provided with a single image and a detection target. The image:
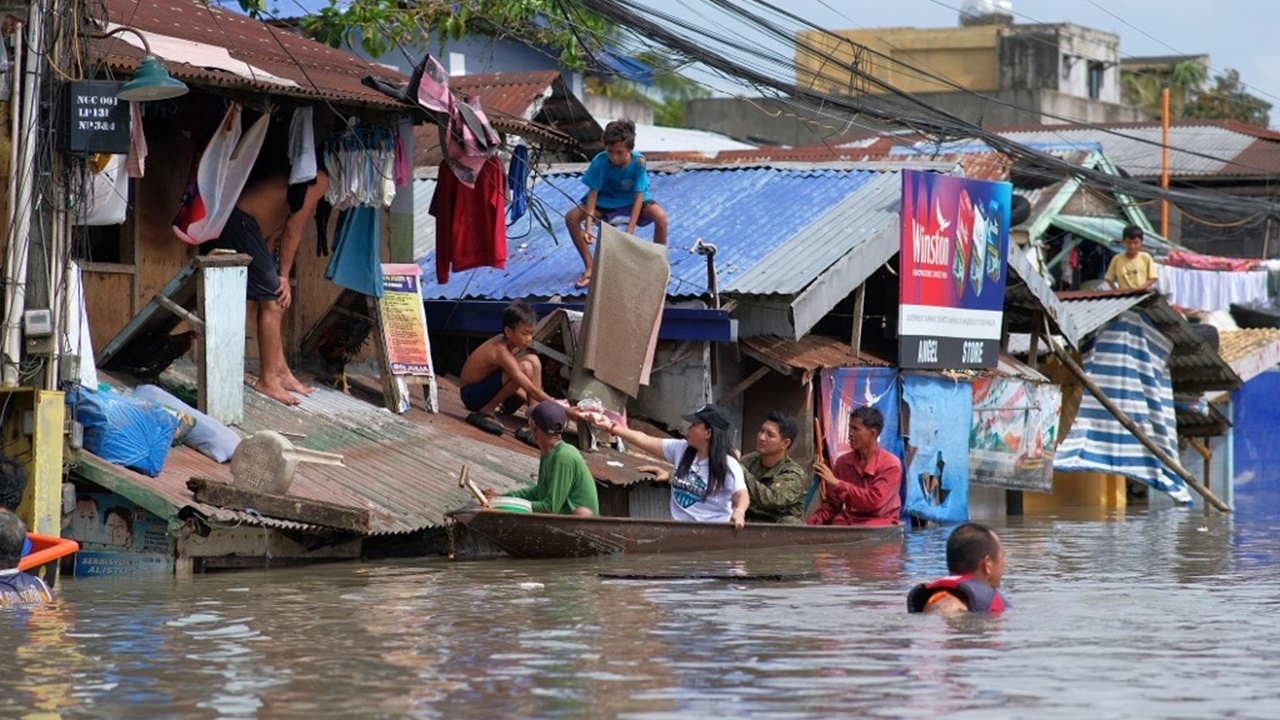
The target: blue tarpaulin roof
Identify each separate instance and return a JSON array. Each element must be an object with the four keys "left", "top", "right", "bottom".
[{"left": 418, "top": 165, "right": 897, "bottom": 303}]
